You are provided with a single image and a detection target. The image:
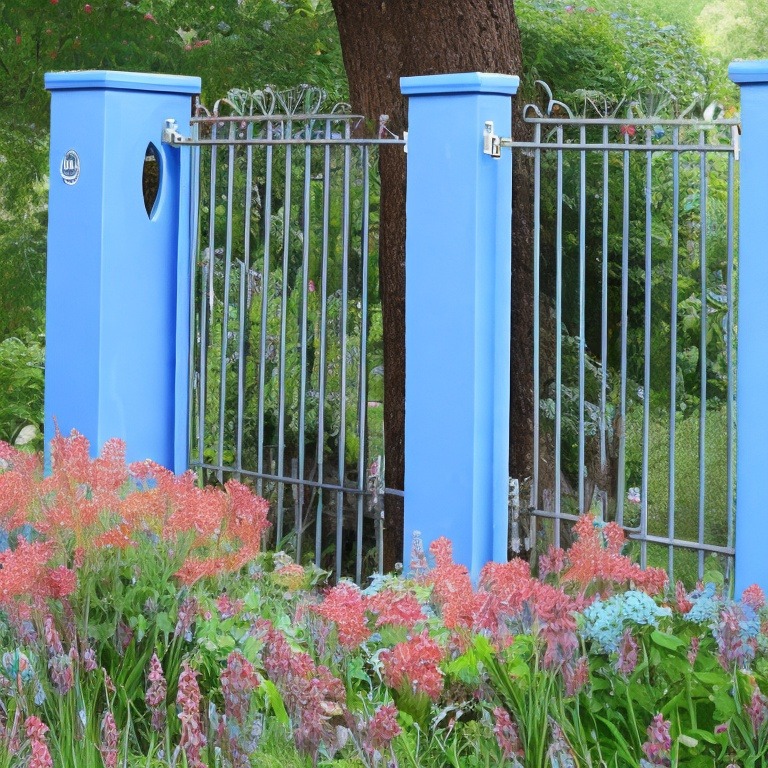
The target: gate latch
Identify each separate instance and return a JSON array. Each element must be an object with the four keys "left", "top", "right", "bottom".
[
  {"left": 161, "top": 118, "right": 190, "bottom": 147},
  {"left": 484, "top": 121, "right": 501, "bottom": 158}
]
